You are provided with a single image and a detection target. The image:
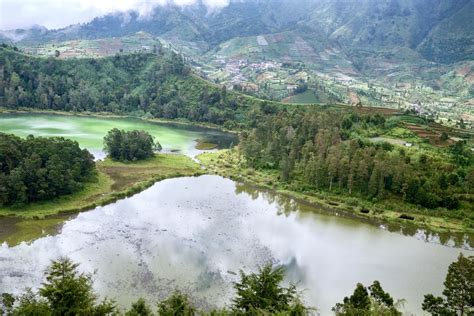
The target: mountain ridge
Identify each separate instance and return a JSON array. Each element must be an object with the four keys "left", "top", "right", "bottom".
[{"left": 2, "top": 0, "right": 472, "bottom": 64}]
